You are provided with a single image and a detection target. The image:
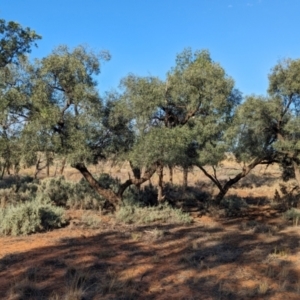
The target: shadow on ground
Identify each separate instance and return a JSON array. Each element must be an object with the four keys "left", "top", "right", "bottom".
[{"left": 0, "top": 206, "right": 300, "bottom": 300}]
